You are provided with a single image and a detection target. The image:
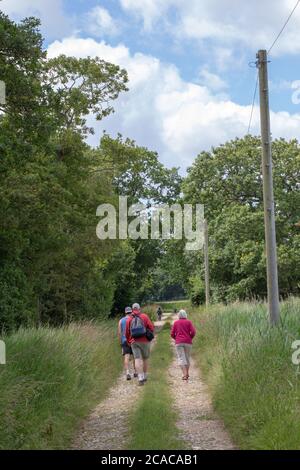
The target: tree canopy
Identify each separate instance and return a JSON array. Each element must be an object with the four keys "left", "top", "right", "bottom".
[
  {"left": 0, "top": 12, "right": 299, "bottom": 330},
  {"left": 0, "top": 13, "right": 180, "bottom": 329},
  {"left": 182, "top": 136, "right": 300, "bottom": 302}
]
